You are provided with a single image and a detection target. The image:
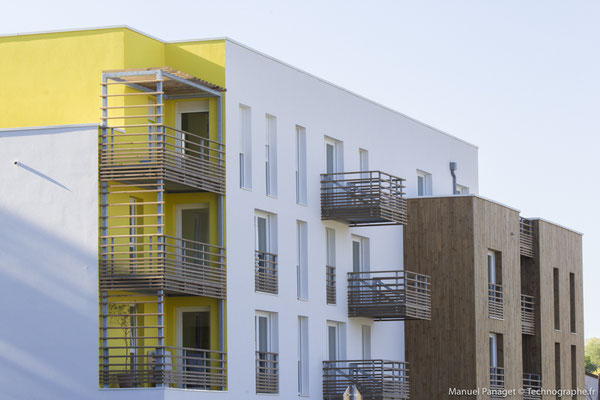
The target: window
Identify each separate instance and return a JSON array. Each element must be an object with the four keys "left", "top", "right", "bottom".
[
  {"left": 488, "top": 250, "right": 502, "bottom": 285},
  {"left": 325, "top": 137, "right": 343, "bottom": 174},
  {"left": 298, "top": 316, "right": 309, "bottom": 395},
  {"left": 352, "top": 236, "right": 370, "bottom": 273},
  {"left": 177, "top": 101, "right": 210, "bottom": 159},
  {"left": 296, "top": 126, "right": 307, "bottom": 204},
  {"left": 255, "top": 211, "right": 278, "bottom": 294},
  {"left": 456, "top": 184, "right": 469, "bottom": 194},
  {"left": 569, "top": 273, "right": 576, "bottom": 333},
  {"left": 297, "top": 220, "right": 308, "bottom": 300},
  {"left": 571, "top": 345, "right": 577, "bottom": 394},
  {"left": 265, "top": 114, "right": 277, "bottom": 196},
  {"left": 326, "top": 228, "right": 336, "bottom": 305},
  {"left": 239, "top": 105, "right": 252, "bottom": 189},
  {"left": 489, "top": 333, "right": 504, "bottom": 388},
  {"left": 488, "top": 250, "right": 503, "bottom": 319},
  {"left": 361, "top": 325, "right": 371, "bottom": 360},
  {"left": 256, "top": 311, "right": 279, "bottom": 394},
  {"left": 129, "top": 198, "right": 142, "bottom": 261},
  {"left": 326, "top": 321, "right": 346, "bottom": 361},
  {"left": 489, "top": 333, "right": 498, "bottom": 368},
  {"left": 359, "top": 148, "right": 369, "bottom": 172},
  {"left": 555, "top": 342, "right": 561, "bottom": 391},
  {"left": 417, "top": 170, "right": 432, "bottom": 196},
  {"left": 554, "top": 268, "right": 560, "bottom": 330}
]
